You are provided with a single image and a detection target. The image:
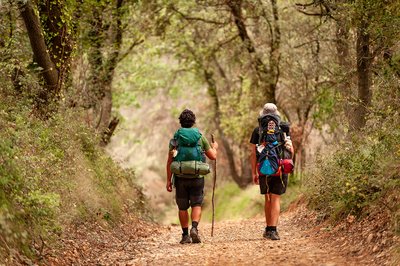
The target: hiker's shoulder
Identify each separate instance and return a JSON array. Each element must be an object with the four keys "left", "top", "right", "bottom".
[
  {"left": 252, "top": 127, "right": 259, "bottom": 135},
  {"left": 199, "top": 133, "right": 209, "bottom": 144}
]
